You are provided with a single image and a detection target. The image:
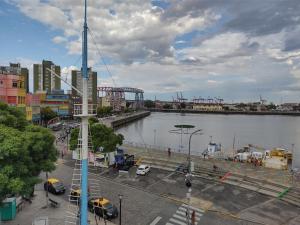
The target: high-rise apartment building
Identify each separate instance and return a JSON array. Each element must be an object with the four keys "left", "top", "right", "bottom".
[
  {"left": 71, "top": 68, "right": 97, "bottom": 104},
  {"left": 33, "top": 60, "right": 61, "bottom": 92}
]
